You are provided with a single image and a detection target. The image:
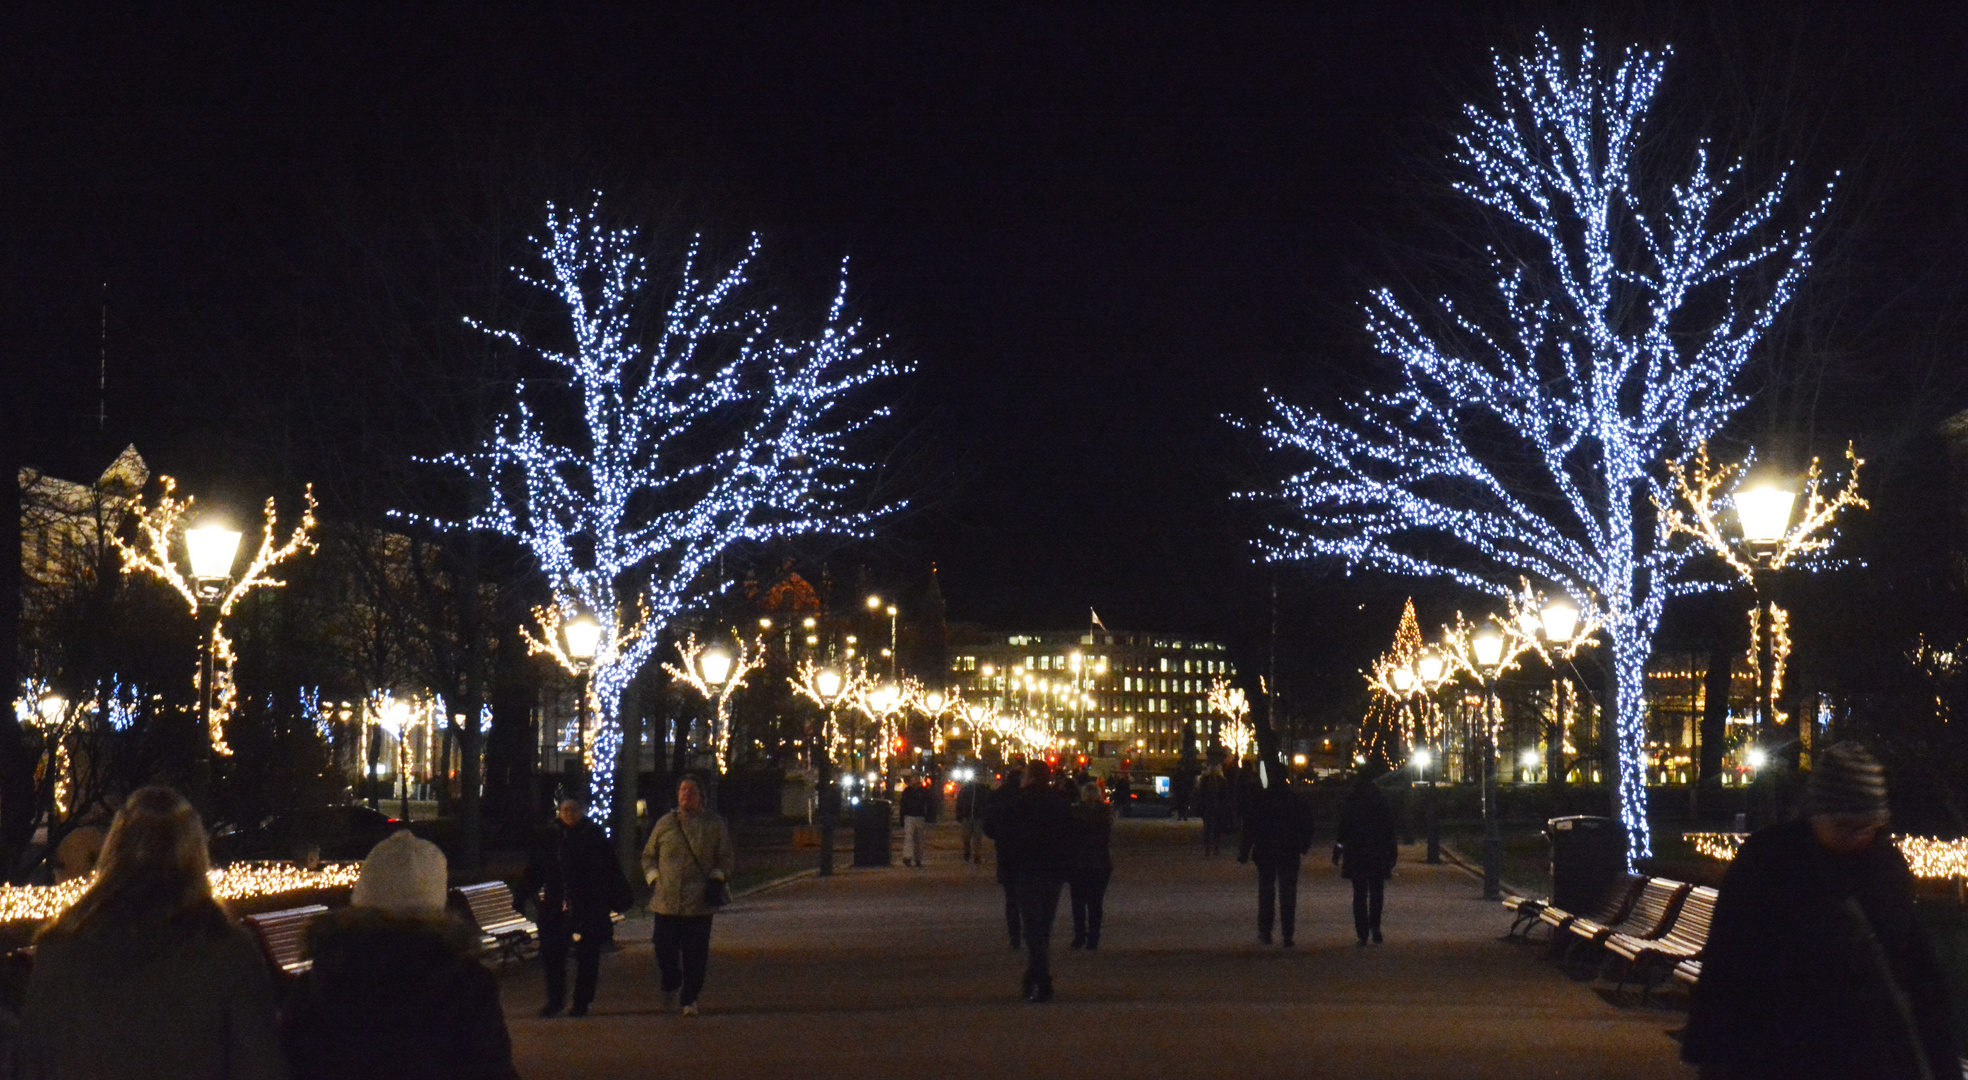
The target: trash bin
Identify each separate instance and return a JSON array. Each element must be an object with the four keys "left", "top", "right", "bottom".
[
  {"left": 852, "top": 799, "right": 893, "bottom": 867},
  {"left": 1546, "top": 815, "right": 1625, "bottom": 911}
]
